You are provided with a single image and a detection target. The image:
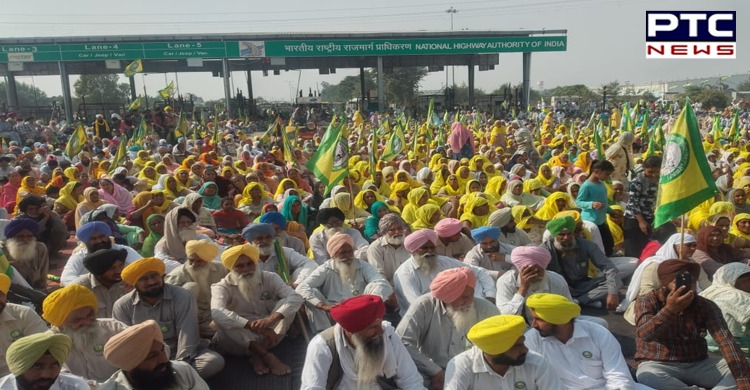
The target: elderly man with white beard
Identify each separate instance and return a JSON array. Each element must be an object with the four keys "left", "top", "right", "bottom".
[
  {"left": 464, "top": 226, "right": 514, "bottom": 281},
  {"left": 165, "top": 239, "right": 227, "bottom": 339},
  {"left": 211, "top": 244, "right": 303, "bottom": 376},
  {"left": 155, "top": 207, "right": 220, "bottom": 273},
  {"left": 258, "top": 211, "right": 307, "bottom": 256},
  {"left": 300, "top": 295, "right": 424, "bottom": 390},
  {"left": 70, "top": 248, "right": 129, "bottom": 318},
  {"left": 1, "top": 219, "right": 49, "bottom": 291},
  {"left": 309, "top": 208, "right": 370, "bottom": 265},
  {"left": 392, "top": 229, "right": 497, "bottom": 316},
  {"left": 296, "top": 233, "right": 393, "bottom": 334},
  {"left": 396, "top": 268, "right": 499, "bottom": 390},
  {"left": 241, "top": 223, "right": 316, "bottom": 287},
  {"left": 43, "top": 284, "right": 127, "bottom": 384},
  {"left": 366, "top": 214, "right": 411, "bottom": 285}
]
